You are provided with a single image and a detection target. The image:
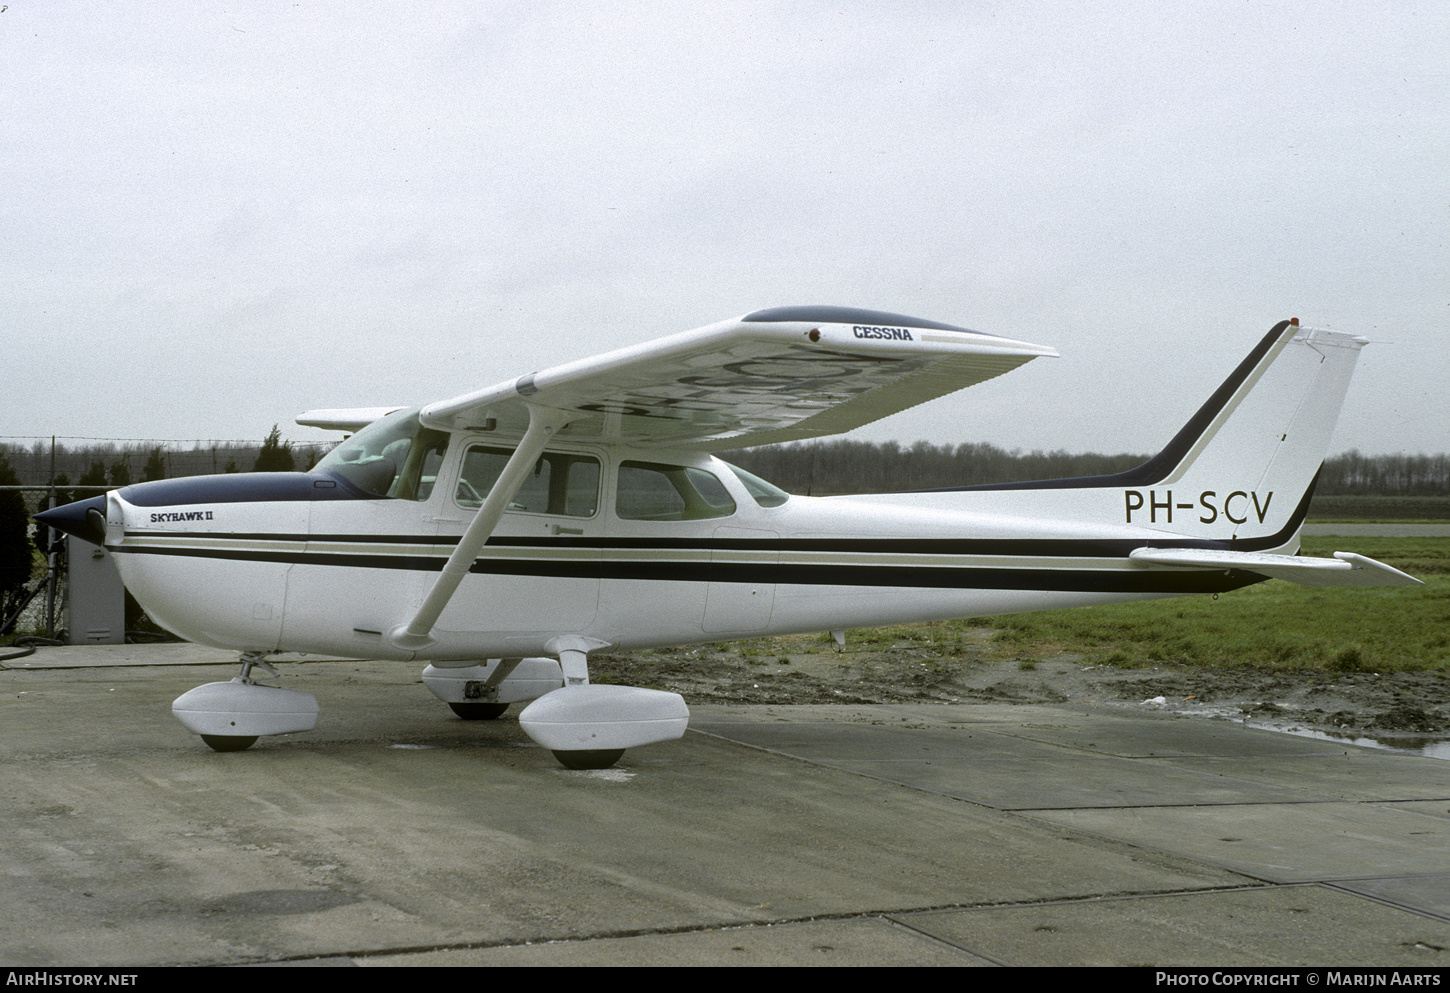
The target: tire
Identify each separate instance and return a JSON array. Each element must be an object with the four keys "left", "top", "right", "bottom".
[
  {"left": 449, "top": 702, "right": 509, "bottom": 720},
  {"left": 551, "top": 749, "right": 624, "bottom": 770},
  {"left": 200, "top": 734, "right": 258, "bottom": 752}
]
